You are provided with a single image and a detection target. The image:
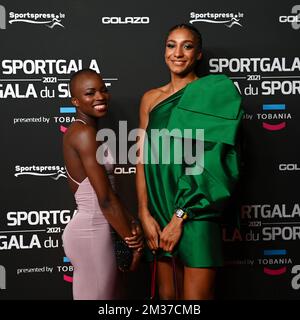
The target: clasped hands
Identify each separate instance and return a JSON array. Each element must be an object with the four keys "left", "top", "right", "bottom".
[
  {"left": 121, "top": 220, "right": 144, "bottom": 272},
  {"left": 142, "top": 214, "right": 183, "bottom": 254},
  {"left": 124, "top": 219, "right": 144, "bottom": 252}
]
